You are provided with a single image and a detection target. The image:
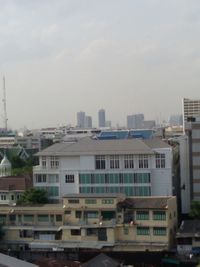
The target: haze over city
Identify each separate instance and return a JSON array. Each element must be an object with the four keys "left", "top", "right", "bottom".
[{"left": 0, "top": 0, "right": 200, "bottom": 129}]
